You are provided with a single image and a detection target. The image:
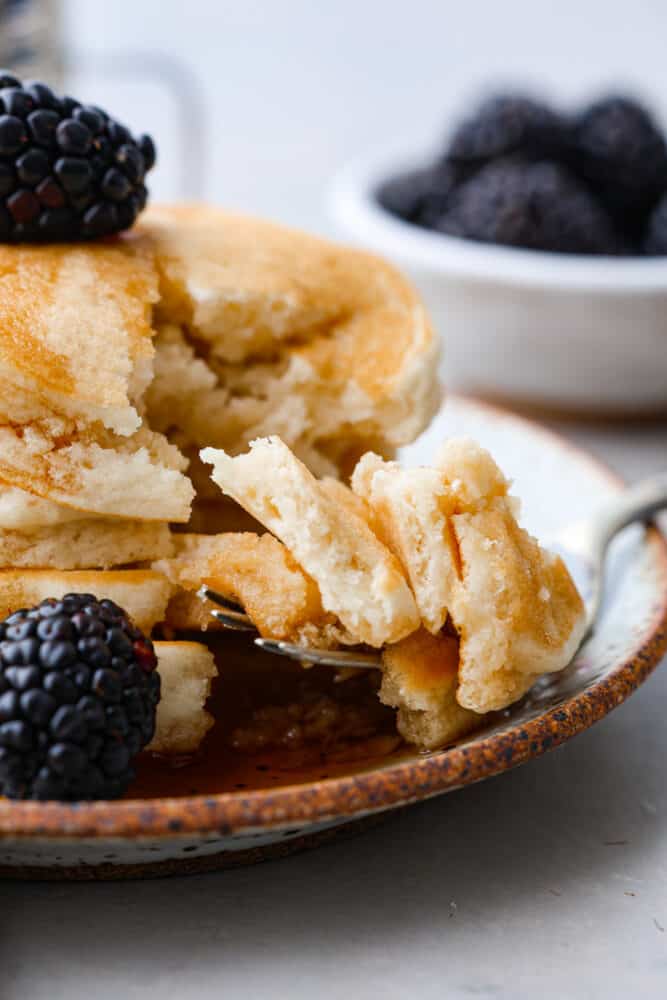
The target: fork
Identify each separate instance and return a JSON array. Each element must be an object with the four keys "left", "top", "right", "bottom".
[{"left": 198, "top": 471, "right": 667, "bottom": 669}]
